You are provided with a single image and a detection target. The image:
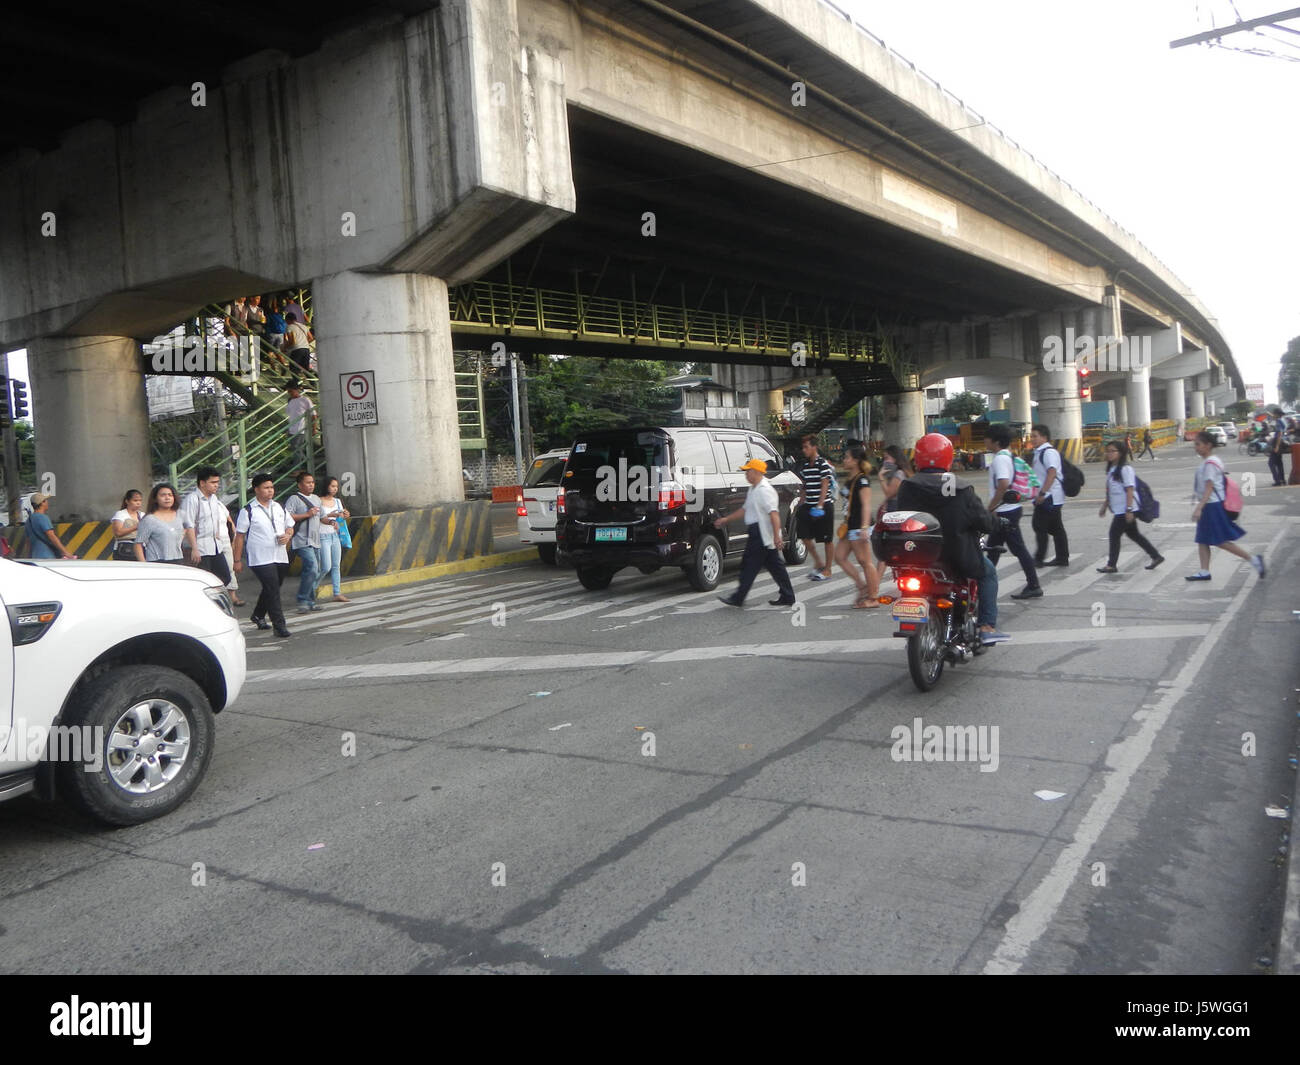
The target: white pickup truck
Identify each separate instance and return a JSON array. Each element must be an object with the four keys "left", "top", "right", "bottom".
[{"left": 0, "top": 557, "right": 246, "bottom": 825}]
